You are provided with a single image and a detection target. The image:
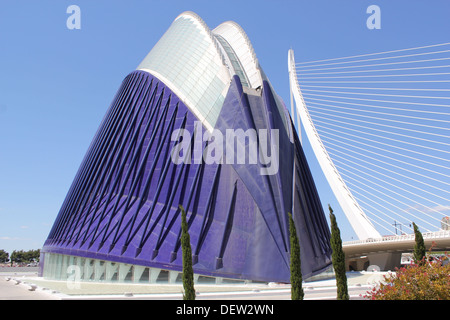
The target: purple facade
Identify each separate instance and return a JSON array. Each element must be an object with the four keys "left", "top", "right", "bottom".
[{"left": 41, "top": 70, "right": 332, "bottom": 282}]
